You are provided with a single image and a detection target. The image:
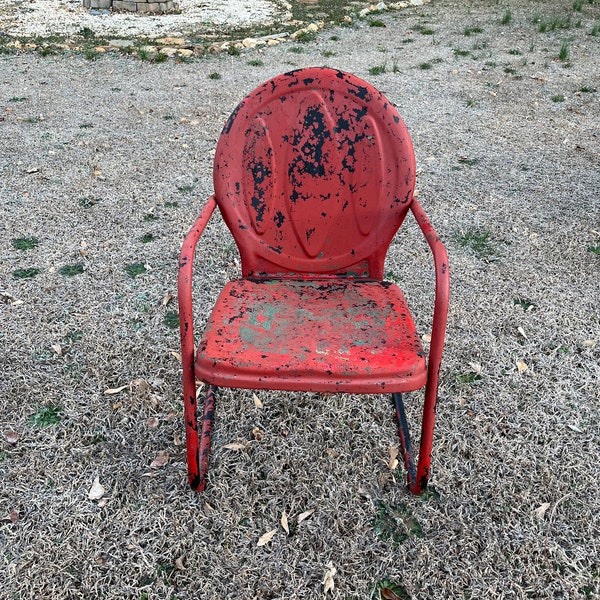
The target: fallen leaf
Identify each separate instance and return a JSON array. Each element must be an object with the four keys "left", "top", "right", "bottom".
[
  {"left": 222, "top": 442, "right": 246, "bottom": 450},
  {"left": 146, "top": 417, "right": 159, "bottom": 428},
  {"left": 252, "top": 426, "right": 263, "bottom": 441},
  {"left": 381, "top": 588, "right": 403, "bottom": 600},
  {"left": 281, "top": 511, "right": 289, "bottom": 535},
  {"left": 26, "top": 167, "right": 39, "bottom": 174},
  {"left": 5, "top": 430, "right": 19, "bottom": 444},
  {"left": 516, "top": 360, "right": 528, "bottom": 373},
  {"left": 468, "top": 362, "right": 482, "bottom": 374},
  {"left": 150, "top": 451, "right": 170, "bottom": 468},
  {"left": 131, "top": 378, "right": 150, "bottom": 392},
  {"left": 253, "top": 393, "right": 263, "bottom": 408},
  {"left": 9, "top": 510, "right": 20, "bottom": 522},
  {"left": 98, "top": 498, "right": 108, "bottom": 508},
  {"left": 388, "top": 446, "right": 399, "bottom": 470},
  {"left": 171, "top": 351, "right": 182, "bottom": 363},
  {"left": 517, "top": 326, "right": 529, "bottom": 340},
  {"left": 93, "top": 166, "right": 102, "bottom": 177},
  {"left": 50, "top": 343, "right": 62, "bottom": 356},
  {"left": 88, "top": 476, "right": 106, "bottom": 500},
  {"left": 567, "top": 423, "right": 583, "bottom": 433},
  {"left": 175, "top": 556, "right": 185, "bottom": 571},
  {"left": 257, "top": 528, "right": 277, "bottom": 547},
  {"left": 173, "top": 433, "right": 182, "bottom": 446},
  {"left": 162, "top": 293, "right": 173, "bottom": 306},
  {"left": 533, "top": 502, "right": 551, "bottom": 520},
  {"left": 204, "top": 502, "right": 214, "bottom": 512},
  {"left": 297, "top": 509, "right": 315, "bottom": 524},
  {"left": 322, "top": 562, "right": 336, "bottom": 594},
  {"left": 421, "top": 333, "right": 432, "bottom": 343},
  {"left": 104, "top": 385, "right": 128, "bottom": 395},
  {"left": 112, "top": 401, "right": 122, "bottom": 410},
  {"left": 582, "top": 339, "right": 596, "bottom": 348}
]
